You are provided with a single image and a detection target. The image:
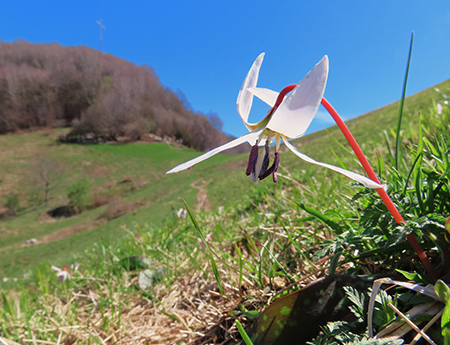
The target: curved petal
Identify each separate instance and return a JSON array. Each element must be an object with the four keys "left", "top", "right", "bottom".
[
  {"left": 166, "top": 130, "right": 264, "bottom": 174},
  {"left": 267, "top": 56, "right": 329, "bottom": 139},
  {"left": 57, "top": 271, "right": 70, "bottom": 283},
  {"left": 236, "top": 53, "right": 265, "bottom": 131},
  {"left": 247, "top": 87, "right": 279, "bottom": 107},
  {"left": 283, "top": 137, "right": 381, "bottom": 189}
]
